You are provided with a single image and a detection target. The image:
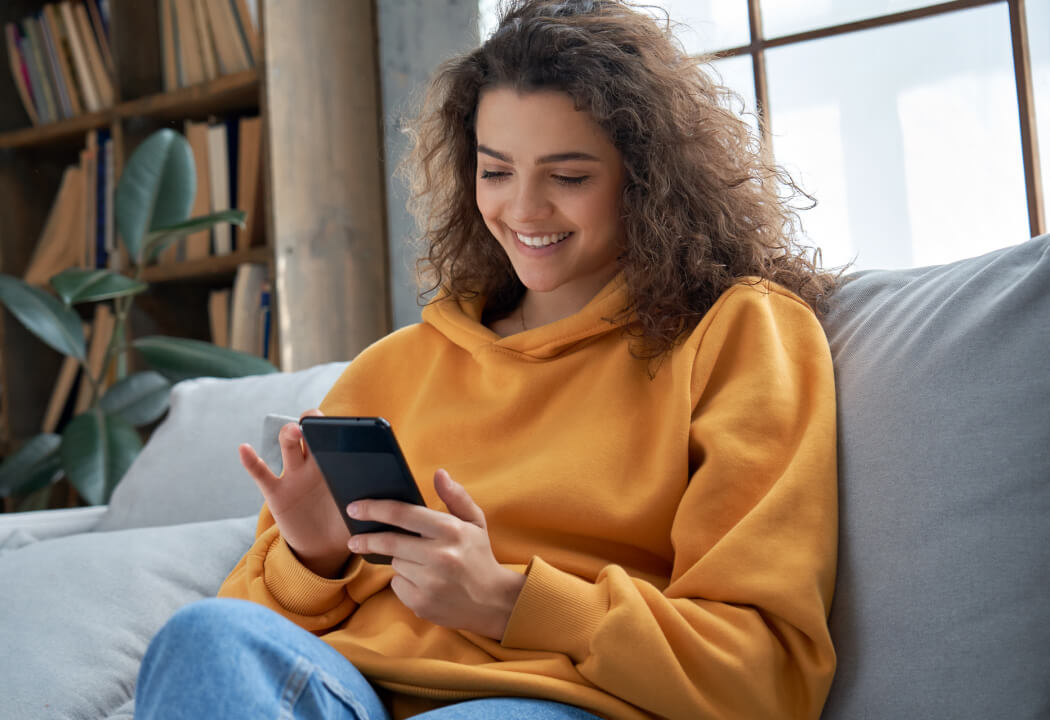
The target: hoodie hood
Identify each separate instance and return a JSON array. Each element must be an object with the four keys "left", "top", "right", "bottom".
[{"left": 422, "top": 274, "right": 631, "bottom": 360}]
